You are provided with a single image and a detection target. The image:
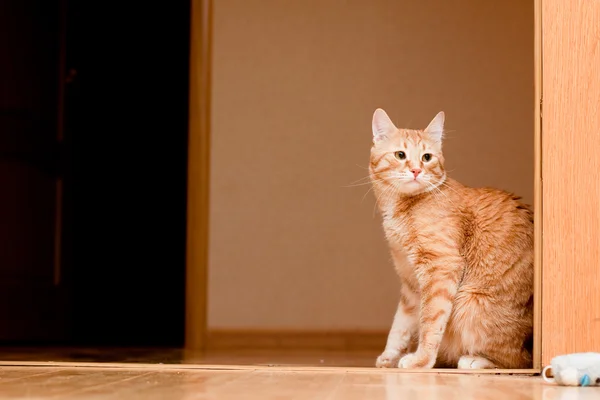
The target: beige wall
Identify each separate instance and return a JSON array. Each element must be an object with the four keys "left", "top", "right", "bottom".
[{"left": 208, "top": 0, "right": 533, "bottom": 330}]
